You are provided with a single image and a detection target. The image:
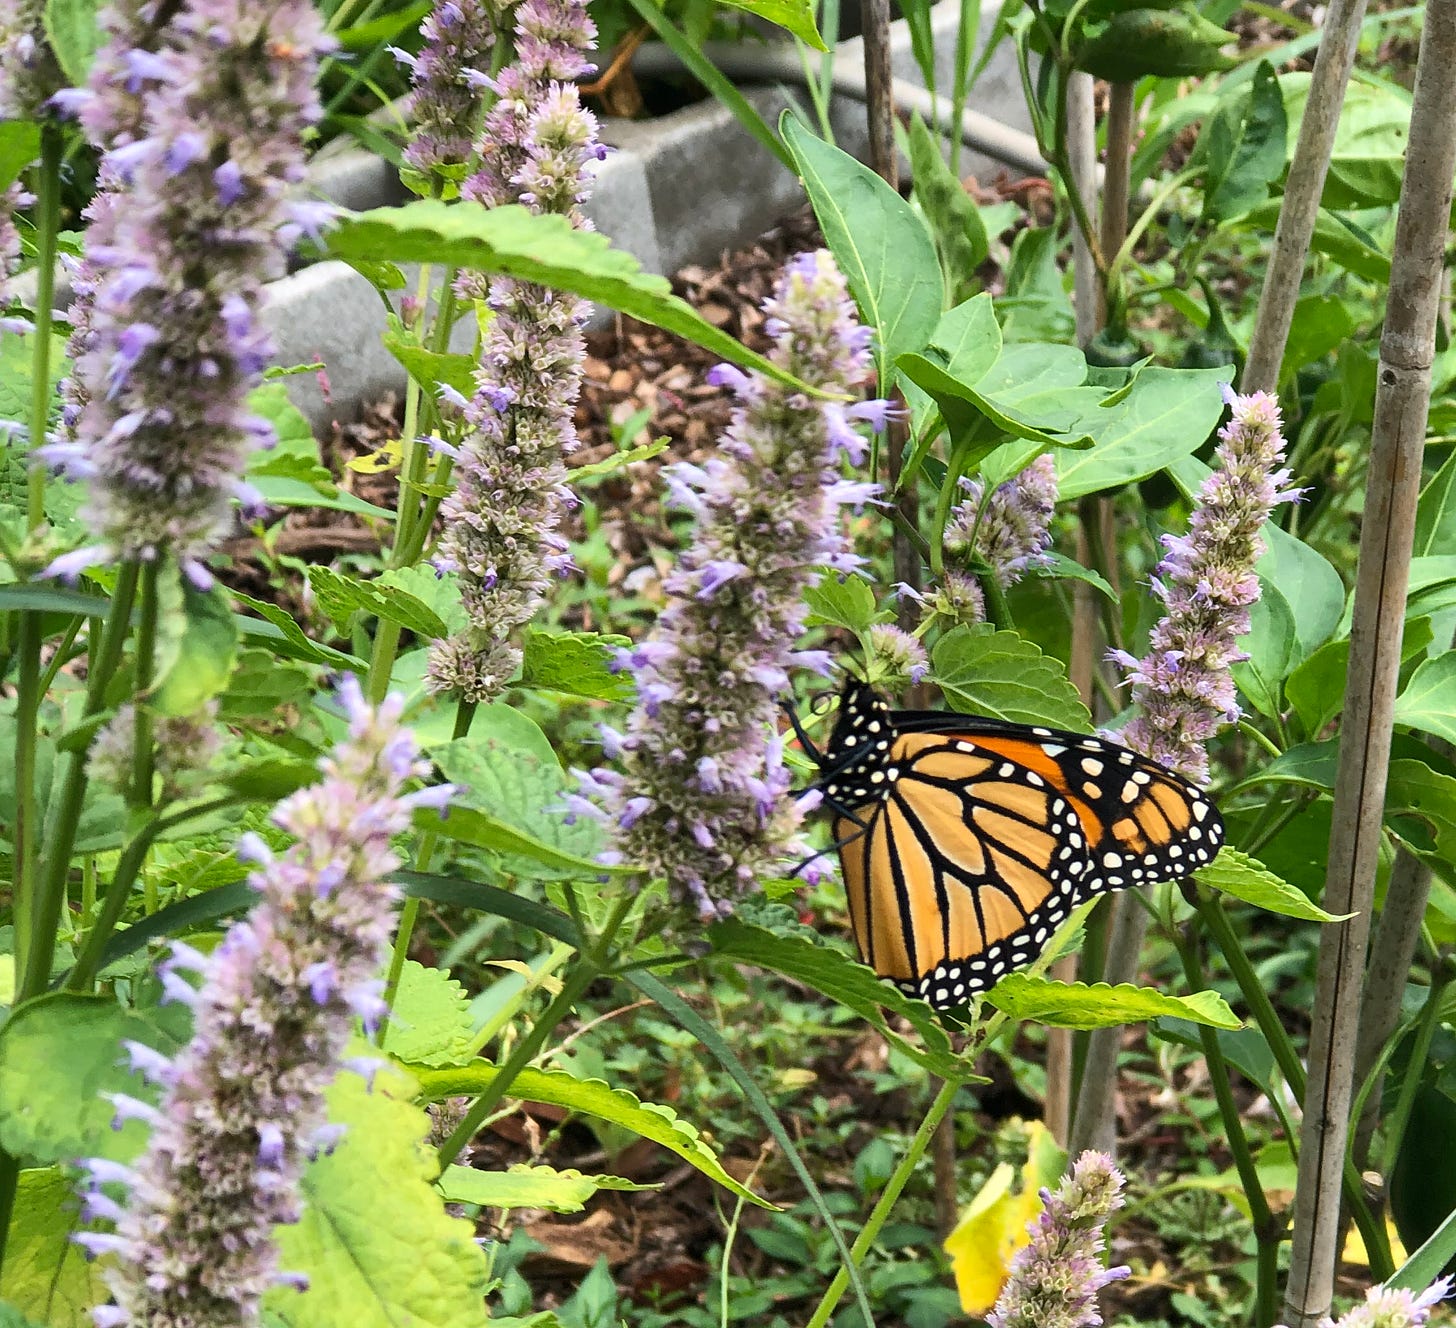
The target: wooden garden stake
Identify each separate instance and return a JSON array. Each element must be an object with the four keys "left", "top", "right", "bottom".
[
  {"left": 1282, "top": 0, "right": 1456, "bottom": 1318},
  {"left": 1240, "top": 0, "right": 1369, "bottom": 392},
  {"left": 861, "top": 0, "right": 898, "bottom": 191}
]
